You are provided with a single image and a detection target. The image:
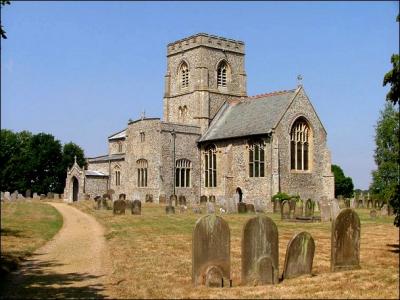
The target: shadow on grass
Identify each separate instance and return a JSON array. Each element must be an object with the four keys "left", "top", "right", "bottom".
[
  {"left": 386, "top": 243, "right": 400, "bottom": 254},
  {"left": 1, "top": 228, "right": 26, "bottom": 238},
  {"left": 0, "top": 256, "right": 107, "bottom": 299}
]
